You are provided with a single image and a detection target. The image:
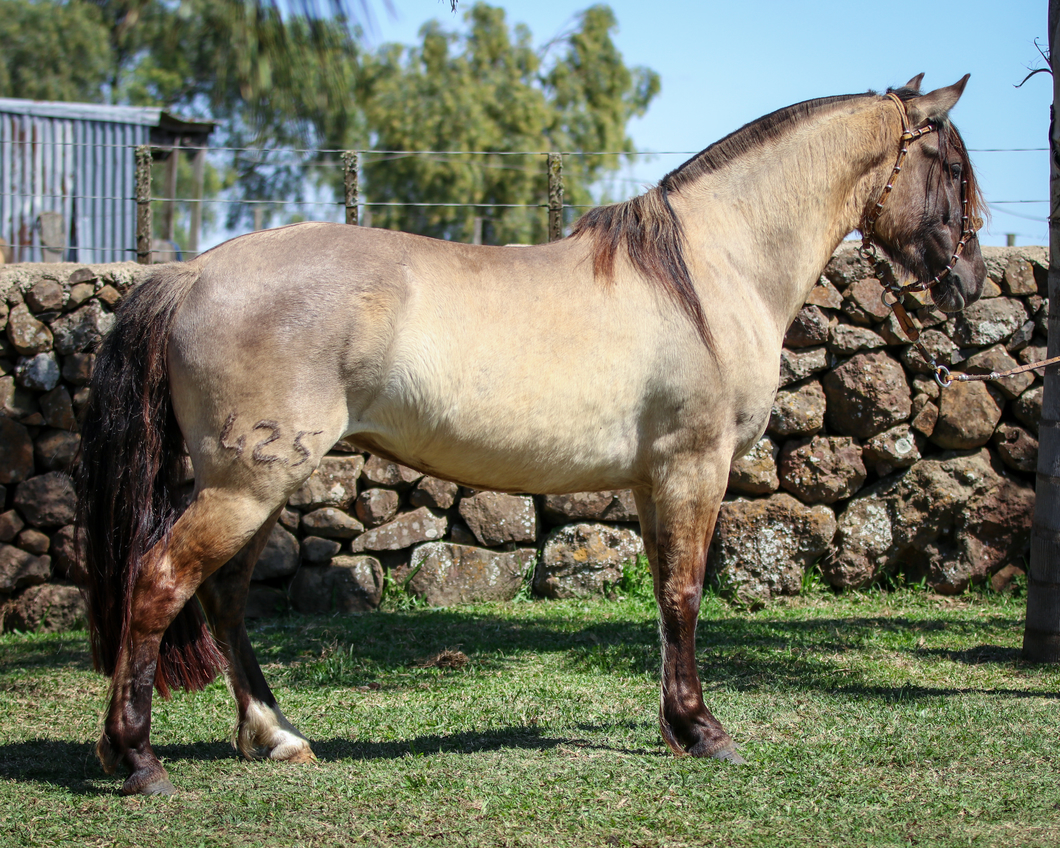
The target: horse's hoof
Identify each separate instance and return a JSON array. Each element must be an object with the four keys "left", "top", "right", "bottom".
[
  {"left": 120, "top": 768, "right": 176, "bottom": 796},
  {"left": 278, "top": 746, "right": 317, "bottom": 765},
  {"left": 712, "top": 746, "right": 747, "bottom": 765}
]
